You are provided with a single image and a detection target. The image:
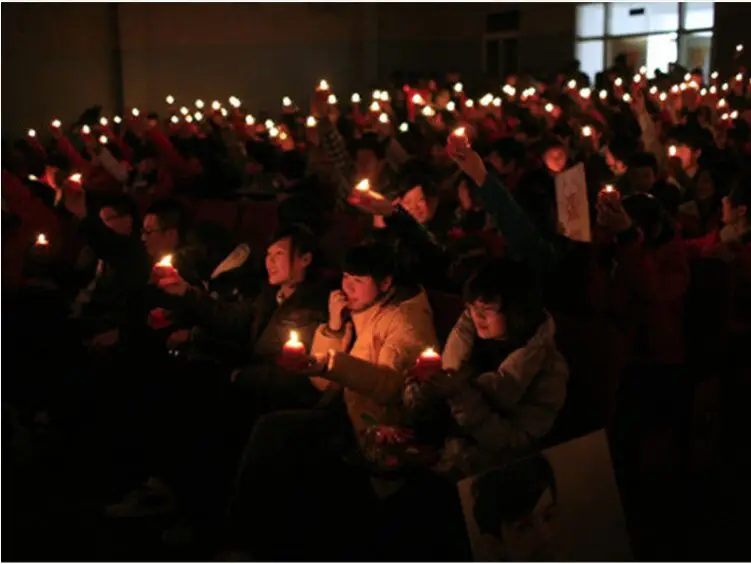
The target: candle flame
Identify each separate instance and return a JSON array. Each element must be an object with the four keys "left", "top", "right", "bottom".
[
  {"left": 659, "top": 92, "right": 667, "bottom": 102},
  {"left": 380, "top": 91, "right": 390, "bottom": 102},
  {"left": 351, "top": 93, "right": 361, "bottom": 104},
  {"left": 639, "top": 65, "right": 647, "bottom": 75},
  {"left": 185, "top": 115, "right": 194, "bottom": 124},
  {"left": 51, "top": 119, "right": 62, "bottom": 128},
  {"left": 736, "top": 73, "right": 743, "bottom": 82},
  {"left": 622, "top": 93, "right": 632, "bottom": 103},
  {"left": 269, "top": 127, "right": 279, "bottom": 138},
  {"left": 711, "top": 71, "right": 719, "bottom": 80},
  {"left": 421, "top": 347, "right": 440, "bottom": 358},
  {"left": 668, "top": 145, "right": 677, "bottom": 157},
  {"left": 100, "top": 117, "right": 108, "bottom": 126},
  {"left": 69, "top": 173, "right": 82, "bottom": 184},
  {"left": 684, "top": 73, "right": 692, "bottom": 82},
  {"left": 81, "top": 125, "right": 91, "bottom": 135},
  {"left": 282, "top": 96, "right": 292, "bottom": 107},
  {"left": 378, "top": 113, "right": 389, "bottom": 124},
  {"left": 465, "top": 99, "right": 474, "bottom": 108},
  {"left": 602, "top": 184, "right": 616, "bottom": 193},
  {"left": 453, "top": 82, "right": 463, "bottom": 93},
  {"left": 180, "top": 106, "right": 189, "bottom": 115},
  {"left": 567, "top": 79, "right": 577, "bottom": 89},
  {"left": 614, "top": 78, "right": 623, "bottom": 87},
  {"left": 131, "top": 108, "right": 140, "bottom": 117},
  {"left": 580, "top": 88, "right": 591, "bottom": 99},
  {"left": 195, "top": 99, "right": 205, "bottom": 109},
  {"left": 492, "top": 97, "right": 501, "bottom": 107},
  {"left": 327, "top": 94, "right": 337, "bottom": 105},
  {"left": 157, "top": 254, "right": 173, "bottom": 268},
  {"left": 373, "top": 90, "right": 382, "bottom": 100},
  {"left": 399, "top": 122, "right": 408, "bottom": 133},
  {"left": 649, "top": 86, "right": 658, "bottom": 95},
  {"left": 633, "top": 74, "right": 641, "bottom": 83},
  {"left": 194, "top": 111, "right": 203, "bottom": 121},
  {"left": 99, "top": 135, "right": 108, "bottom": 145},
  {"left": 722, "top": 82, "right": 729, "bottom": 91},
  {"left": 166, "top": 95, "right": 175, "bottom": 105},
  {"left": 355, "top": 179, "right": 370, "bottom": 192},
  {"left": 318, "top": 79, "right": 330, "bottom": 91},
  {"left": 369, "top": 101, "right": 381, "bottom": 113},
  {"left": 582, "top": 125, "right": 592, "bottom": 137},
  {"left": 287, "top": 330, "right": 301, "bottom": 345},
  {"left": 211, "top": 101, "right": 221, "bottom": 111},
  {"left": 545, "top": 103, "right": 554, "bottom": 113},
  {"left": 599, "top": 90, "right": 608, "bottom": 100},
  {"left": 36, "top": 233, "right": 49, "bottom": 246},
  {"left": 264, "top": 119, "right": 275, "bottom": 129},
  {"left": 28, "top": 174, "right": 38, "bottom": 181},
  {"left": 453, "top": 126, "right": 466, "bottom": 137},
  {"left": 411, "top": 93, "right": 425, "bottom": 105},
  {"left": 422, "top": 106, "right": 436, "bottom": 117},
  {"left": 170, "top": 115, "right": 180, "bottom": 124},
  {"left": 730, "top": 110, "right": 739, "bottom": 120},
  {"left": 28, "top": 129, "right": 36, "bottom": 137},
  {"left": 446, "top": 100, "right": 456, "bottom": 112},
  {"left": 245, "top": 115, "right": 255, "bottom": 126},
  {"left": 229, "top": 96, "right": 241, "bottom": 108},
  {"left": 113, "top": 116, "right": 122, "bottom": 124},
  {"left": 737, "top": 44, "right": 744, "bottom": 52}
]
